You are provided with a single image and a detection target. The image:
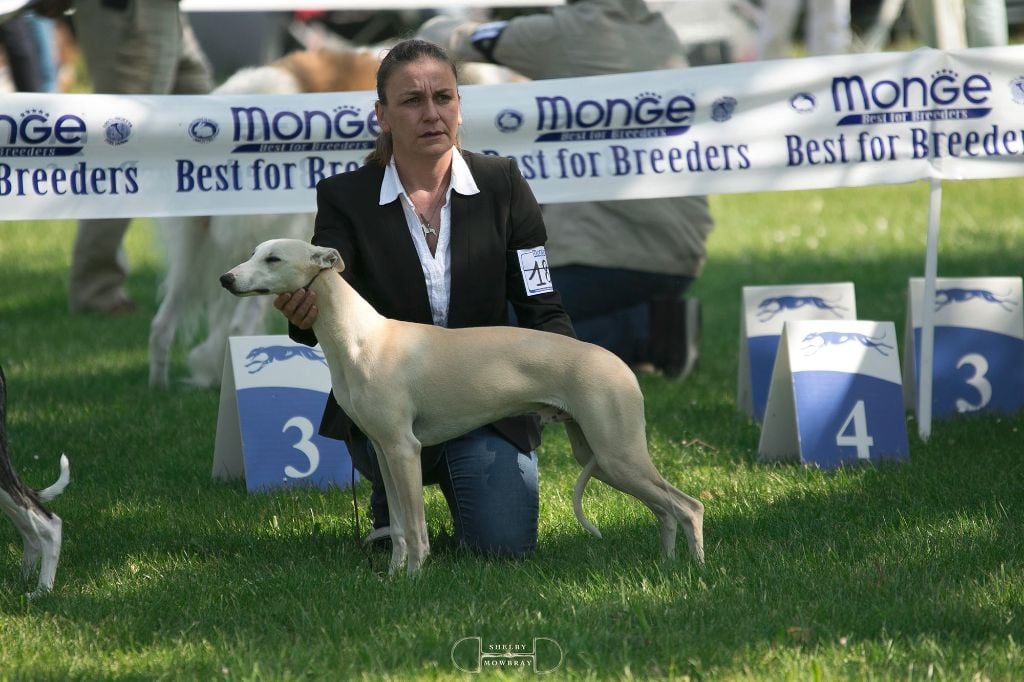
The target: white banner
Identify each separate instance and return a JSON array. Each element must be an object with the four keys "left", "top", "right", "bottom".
[
  {"left": 3, "top": 46, "right": 1024, "bottom": 220},
  {"left": 0, "top": 0, "right": 561, "bottom": 13}
]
